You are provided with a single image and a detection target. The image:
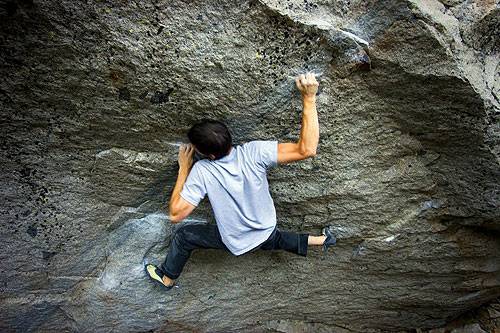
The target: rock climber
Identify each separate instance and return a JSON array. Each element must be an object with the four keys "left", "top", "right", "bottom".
[{"left": 145, "top": 72, "right": 337, "bottom": 290}]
